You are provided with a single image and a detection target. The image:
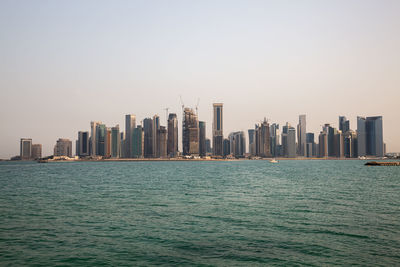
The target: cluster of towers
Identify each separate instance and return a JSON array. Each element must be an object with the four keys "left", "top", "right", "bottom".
[
  {"left": 246, "top": 115, "right": 384, "bottom": 159},
  {"left": 18, "top": 101, "right": 385, "bottom": 159},
  {"left": 74, "top": 104, "right": 225, "bottom": 159},
  {"left": 76, "top": 114, "right": 178, "bottom": 159}
]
